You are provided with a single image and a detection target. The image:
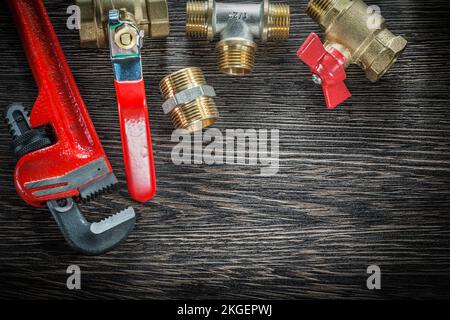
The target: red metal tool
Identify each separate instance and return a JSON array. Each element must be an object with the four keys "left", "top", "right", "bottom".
[
  {"left": 297, "top": 33, "right": 351, "bottom": 110},
  {"left": 6, "top": 0, "right": 135, "bottom": 255},
  {"left": 108, "top": 10, "right": 157, "bottom": 203}
]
